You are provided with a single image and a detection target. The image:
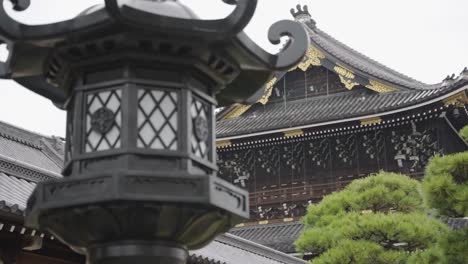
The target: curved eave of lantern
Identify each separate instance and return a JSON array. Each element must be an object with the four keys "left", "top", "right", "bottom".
[{"left": 0, "top": 0, "right": 309, "bottom": 108}]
